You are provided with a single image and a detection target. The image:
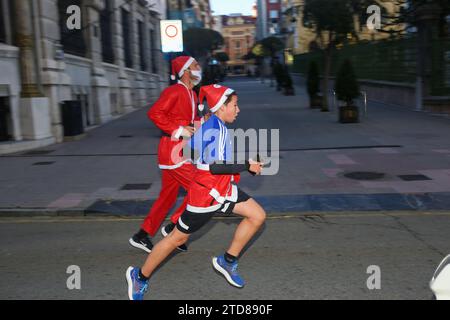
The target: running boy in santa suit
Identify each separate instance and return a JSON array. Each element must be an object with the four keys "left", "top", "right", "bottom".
[
  {"left": 129, "top": 56, "right": 205, "bottom": 253},
  {"left": 126, "top": 84, "right": 267, "bottom": 300}
]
